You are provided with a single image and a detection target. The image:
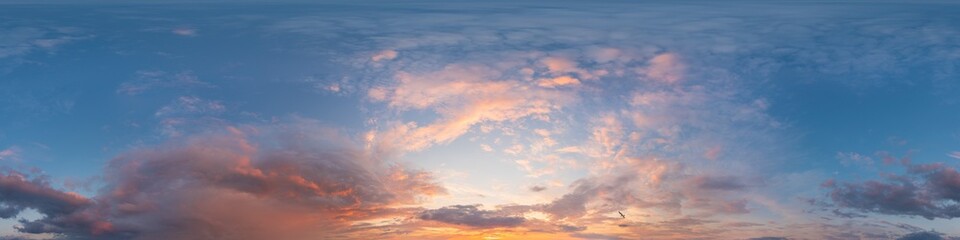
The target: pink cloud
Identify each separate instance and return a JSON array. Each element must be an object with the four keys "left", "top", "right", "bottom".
[
  {"left": 537, "top": 76, "right": 581, "bottom": 88},
  {"left": 704, "top": 146, "right": 723, "bottom": 160},
  {"left": 368, "top": 64, "right": 575, "bottom": 153},
  {"left": 542, "top": 56, "right": 578, "bottom": 74},
  {"left": 0, "top": 147, "right": 18, "bottom": 161},
  {"left": 639, "top": 53, "right": 685, "bottom": 83},
  {"left": 371, "top": 49, "right": 398, "bottom": 62}
]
